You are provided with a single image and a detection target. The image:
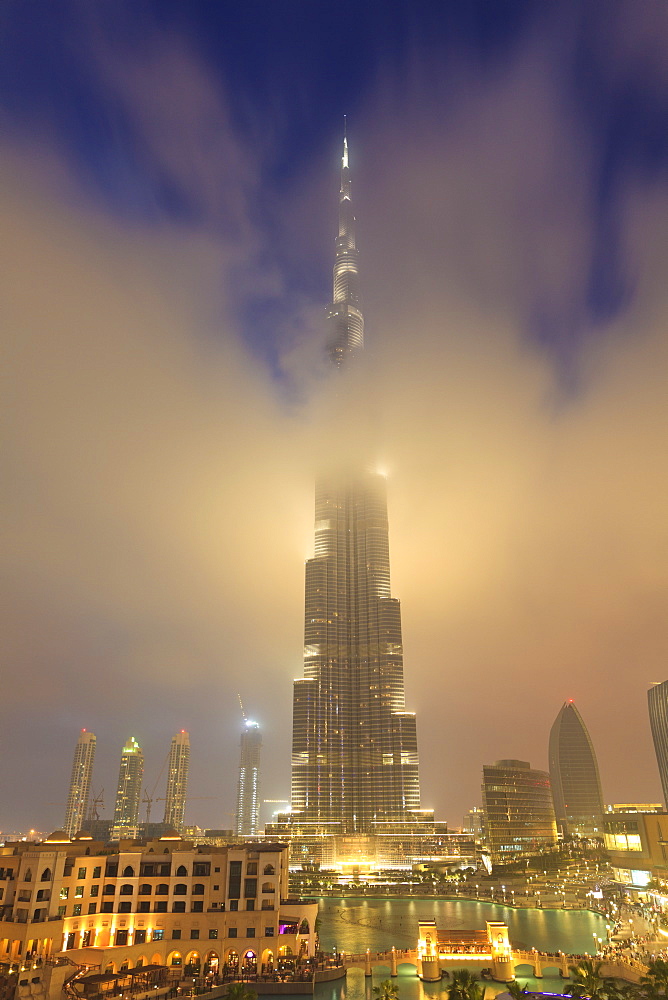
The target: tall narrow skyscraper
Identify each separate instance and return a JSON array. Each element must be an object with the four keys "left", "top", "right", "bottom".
[
  {"left": 111, "top": 736, "right": 144, "bottom": 839},
  {"left": 285, "top": 130, "right": 427, "bottom": 857},
  {"left": 549, "top": 700, "right": 605, "bottom": 838},
  {"left": 648, "top": 681, "right": 668, "bottom": 807},
  {"left": 163, "top": 730, "right": 190, "bottom": 832},
  {"left": 235, "top": 720, "right": 262, "bottom": 838},
  {"left": 64, "top": 729, "right": 96, "bottom": 838}
]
